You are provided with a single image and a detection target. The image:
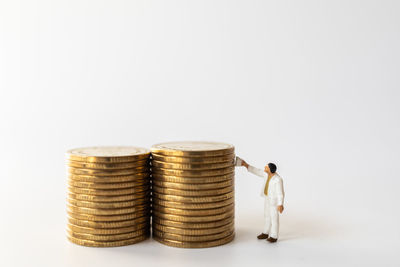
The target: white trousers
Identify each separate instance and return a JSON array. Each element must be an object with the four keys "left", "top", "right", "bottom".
[{"left": 263, "top": 197, "right": 279, "bottom": 238}]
